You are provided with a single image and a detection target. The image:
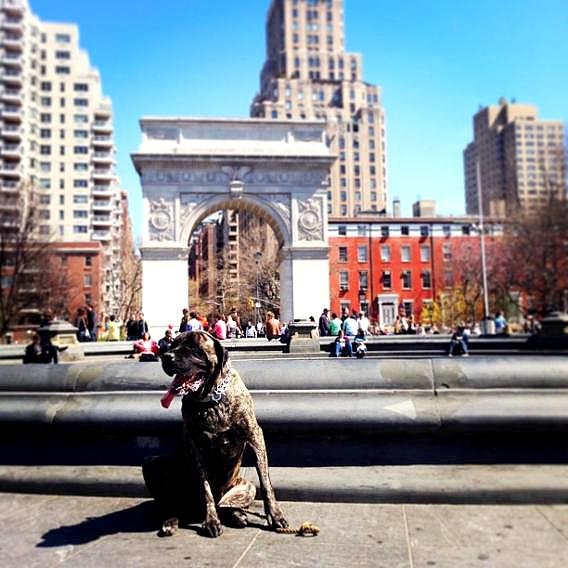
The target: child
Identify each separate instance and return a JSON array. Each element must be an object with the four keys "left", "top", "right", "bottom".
[{"left": 353, "top": 328, "right": 367, "bottom": 358}]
